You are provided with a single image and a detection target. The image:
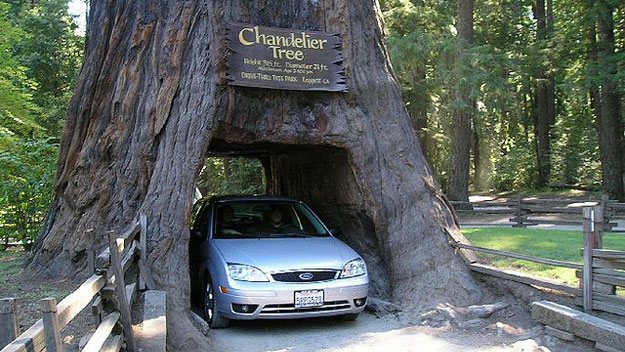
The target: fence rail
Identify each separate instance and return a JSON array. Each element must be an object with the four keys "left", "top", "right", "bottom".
[
  {"left": 449, "top": 203, "right": 625, "bottom": 318},
  {"left": 450, "top": 242, "right": 583, "bottom": 270},
  {"left": 0, "top": 214, "right": 166, "bottom": 352},
  {"left": 453, "top": 194, "right": 625, "bottom": 232}
]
